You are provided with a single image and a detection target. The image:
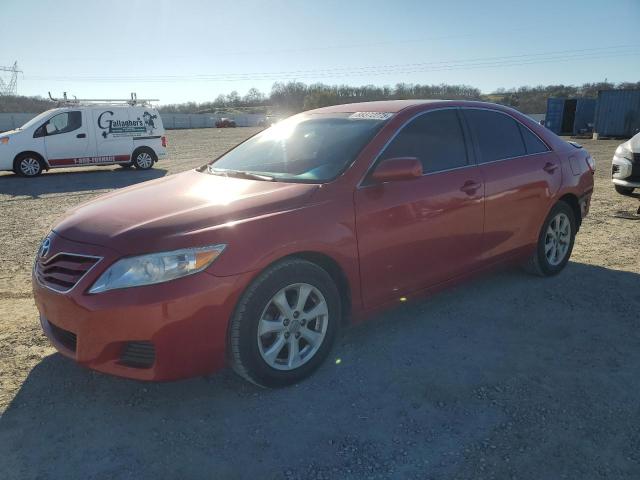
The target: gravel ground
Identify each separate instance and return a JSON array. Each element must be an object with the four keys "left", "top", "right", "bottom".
[{"left": 0, "top": 129, "right": 638, "bottom": 479}]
